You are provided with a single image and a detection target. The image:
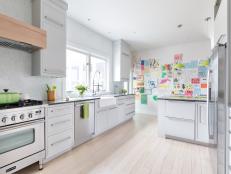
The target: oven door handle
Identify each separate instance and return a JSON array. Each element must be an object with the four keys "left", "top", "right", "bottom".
[{"left": 0, "top": 119, "right": 45, "bottom": 131}]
